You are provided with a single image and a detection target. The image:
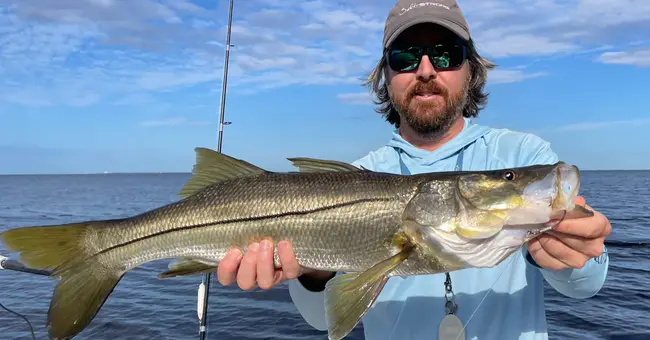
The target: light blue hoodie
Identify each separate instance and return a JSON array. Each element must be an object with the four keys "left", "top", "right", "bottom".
[{"left": 287, "top": 118, "right": 609, "bottom": 340}]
